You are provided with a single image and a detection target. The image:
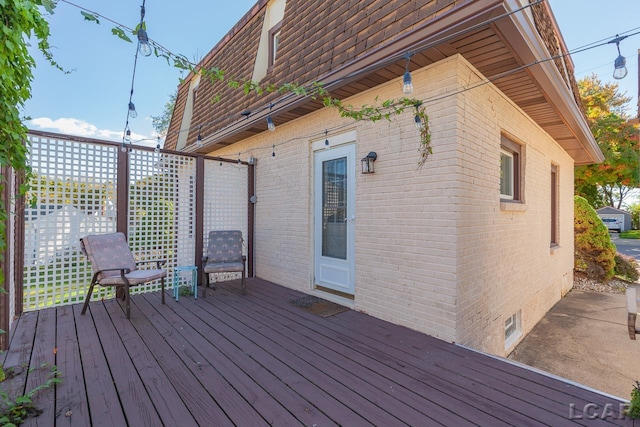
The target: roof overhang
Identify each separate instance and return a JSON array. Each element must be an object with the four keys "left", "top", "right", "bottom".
[{"left": 190, "top": 0, "right": 603, "bottom": 165}]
